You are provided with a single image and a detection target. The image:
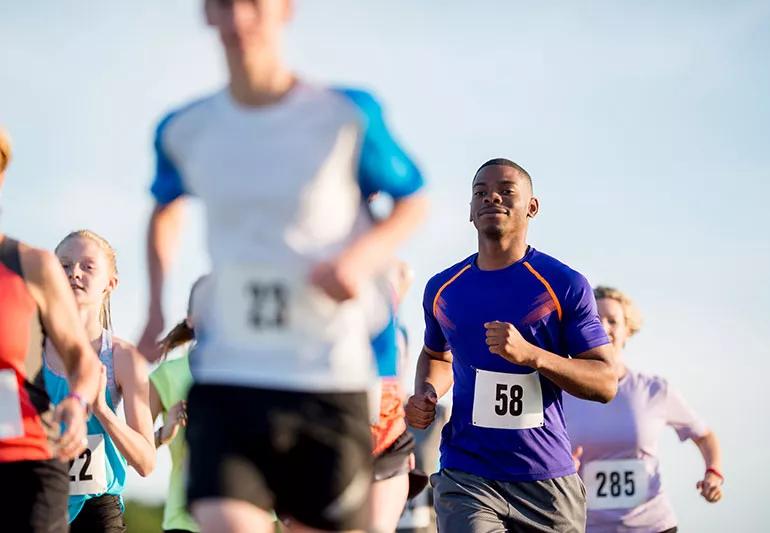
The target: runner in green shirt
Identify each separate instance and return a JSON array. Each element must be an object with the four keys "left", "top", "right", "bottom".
[{"left": 149, "top": 278, "right": 205, "bottom": 533}]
